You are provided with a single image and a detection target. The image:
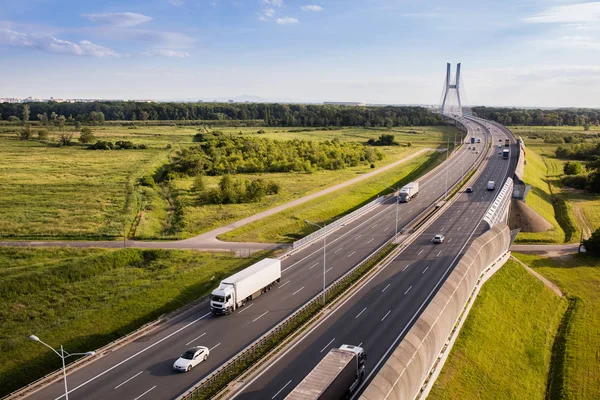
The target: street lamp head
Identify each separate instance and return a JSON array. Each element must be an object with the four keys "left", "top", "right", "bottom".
[
  {"left": 29, "top": 335, "right": 40, "bottom": 342},
  {"left": 85, "top": 351, "right": 96, "bottom": 356}
]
